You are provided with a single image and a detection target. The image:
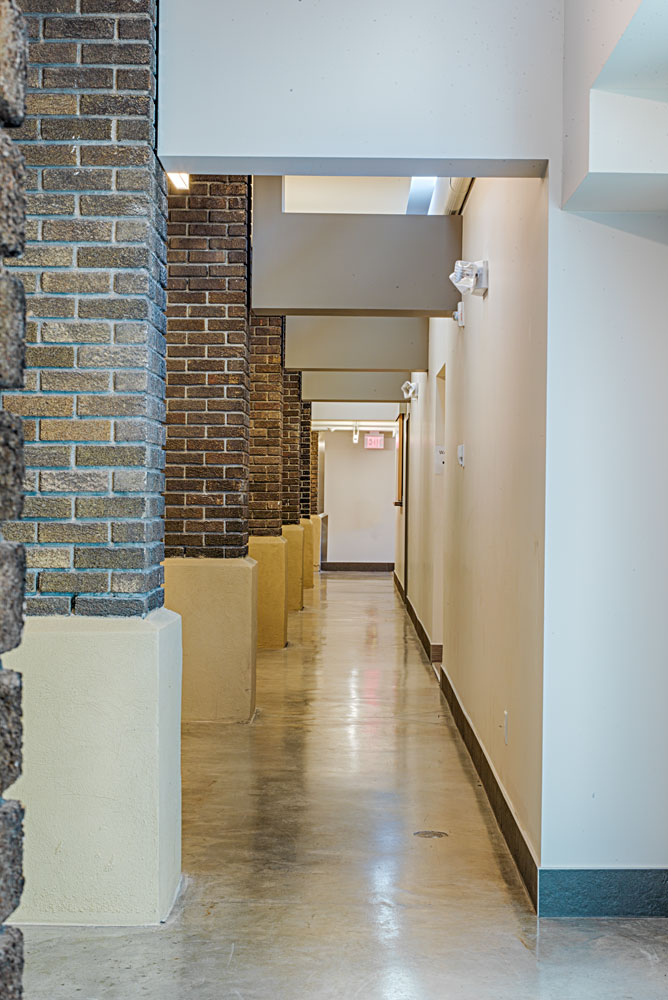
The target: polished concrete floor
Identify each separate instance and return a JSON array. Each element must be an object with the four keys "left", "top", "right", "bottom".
[{"left": 23, "top": 574, "right": 668, "bottom": 998}]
